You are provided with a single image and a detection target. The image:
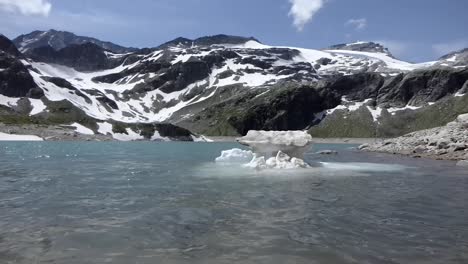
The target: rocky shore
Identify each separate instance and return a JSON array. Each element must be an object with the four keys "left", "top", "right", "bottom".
[{"left": 360, "top": 114, "right": 468, "bottom": 165}]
